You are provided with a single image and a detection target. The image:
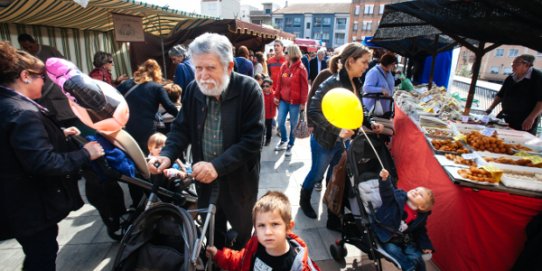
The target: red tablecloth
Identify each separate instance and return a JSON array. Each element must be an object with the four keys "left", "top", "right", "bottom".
[{"left": 390, "top": 107, "right": 542, "bottom": 271}]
